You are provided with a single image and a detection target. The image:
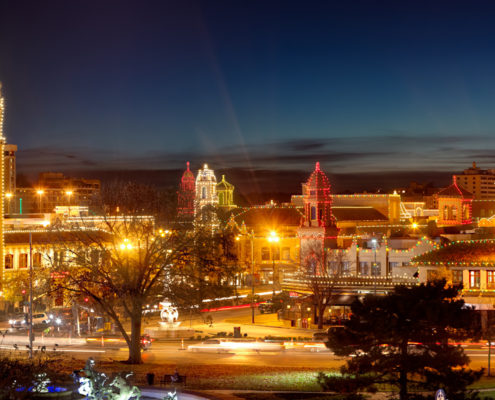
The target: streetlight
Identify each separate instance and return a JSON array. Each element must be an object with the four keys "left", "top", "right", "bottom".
[
  {"left": 237, "top": 232, "right": 256, "bottom": 324},
  {"left": 65, "top": 190, "right": 73, "bottom": 216},
  {"left": 5, "top": 192, "right": 12, "bottom": 214},
  {"left": 371, "top": 238, "right": 377, "bottom": 295},
  {"left": 268, "top": 231, "right": 280, "bottom": 296},
  {"left": 36, "top": 189, "right": 44, "bottom": 213}
]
